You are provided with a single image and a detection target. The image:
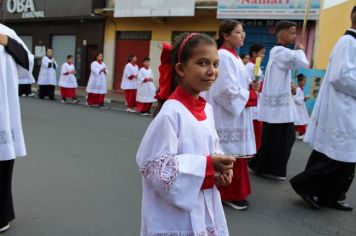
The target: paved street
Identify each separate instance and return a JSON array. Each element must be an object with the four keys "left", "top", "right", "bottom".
[{"left": 4, "top": 97, "right": 356, "bottom": 236}]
